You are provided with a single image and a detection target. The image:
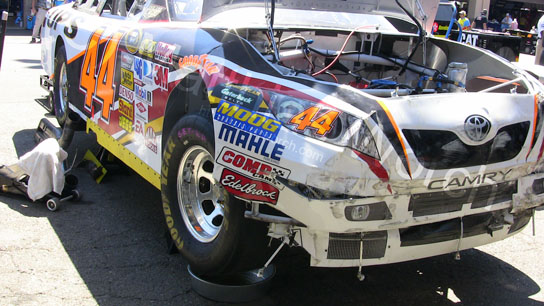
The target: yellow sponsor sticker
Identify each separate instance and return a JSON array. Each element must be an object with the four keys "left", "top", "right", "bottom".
[{"left": 121, "top": 68, "right": 134, "bottom": 91}]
